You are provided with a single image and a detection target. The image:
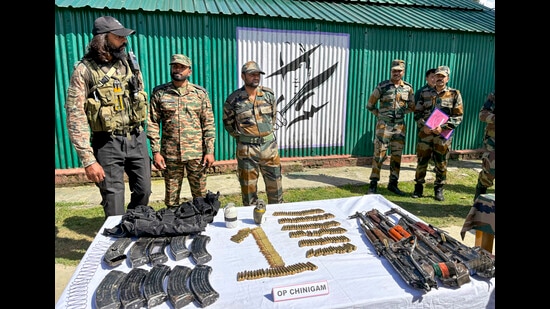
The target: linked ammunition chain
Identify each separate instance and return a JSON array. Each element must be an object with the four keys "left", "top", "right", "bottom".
[
  {"left": 189, "top": 264, "right": 219, "bottom": 307},
  {"left": 272, "top": 208, "right": 325, "bottom": 216},
  {"left": 95, "top": 270, "right": 126, "bottom": 309},
  {"left": 119, "top": 267, "right": 148, "bottom": 309},
  {"left": 298, "top": 235, "right": 351, "bottom": 247},
  {"left": 237, "top": 262, "right": 318, "bottom": 281},
  {"left": 103, "top": 237, "right": 132, "bottom": 268},
  {"left": 128, "top": 237, "right": 153, "bottom": 268},
  {"left": 305, "top": 243, "right": 357, "bottom": 258},
  {"left": 167, "top": 265, "right": 195, "bottom": 309},
  {"left": 147, "top": 237, "right": 169, "bottom": 266},
  {"left": 230, "top": 227, "right": 252, "bottom": 243},
  {"left": 281, "top": 220, "right": 341, "bottom": 231},
  {"left": 190, "top": 234, "right": 212, "bottom": 265},
  {"left": 277, "top": 213, "right": 335, "bottom": 224},
  {"left": 251, "top": 227, "right": 286, "bottom": 268},
  {"left": 143, "top": 264, "right": 171, "bottom": 308},
  {"left": 289, "top": 227, "right": 348, "bottom": 238},
  {"left": 170, "top": 235, "right": 191, "bottom": 260}
]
